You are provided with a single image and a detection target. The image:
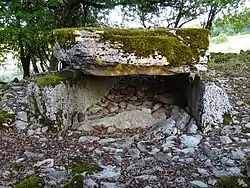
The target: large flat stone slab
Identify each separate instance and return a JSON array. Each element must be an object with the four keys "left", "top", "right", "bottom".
[{"left": 53, "top": 28, "right": 210, "bottom": 76}]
